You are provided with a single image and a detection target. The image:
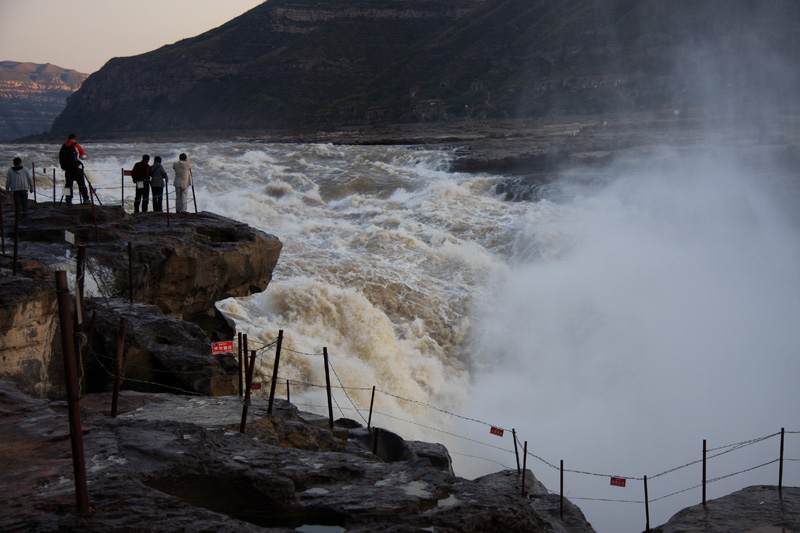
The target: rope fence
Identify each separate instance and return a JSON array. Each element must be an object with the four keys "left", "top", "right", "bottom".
[
  {"left": 5, "top": 227, "right": 797, "bottom": 531},
  {"left": 26, "top": 163, "right": 198, "bottom": 215}
]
